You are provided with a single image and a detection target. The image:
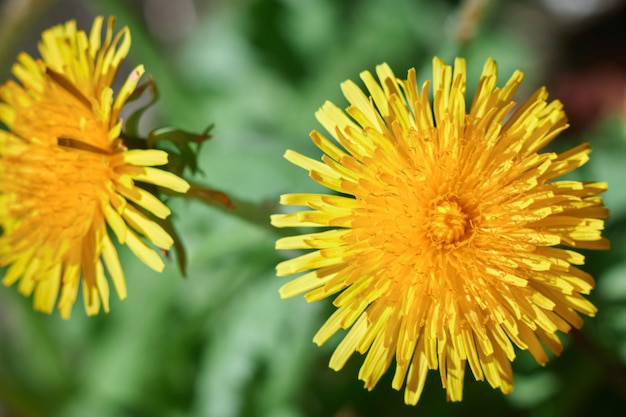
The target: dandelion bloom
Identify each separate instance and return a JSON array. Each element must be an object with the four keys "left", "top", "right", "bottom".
[
  {"left": 0, "top": 17, "right": 189, "bottom": 318},
  {"left": 272, "top": 57, "right": 609, "bottom": 404}
]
